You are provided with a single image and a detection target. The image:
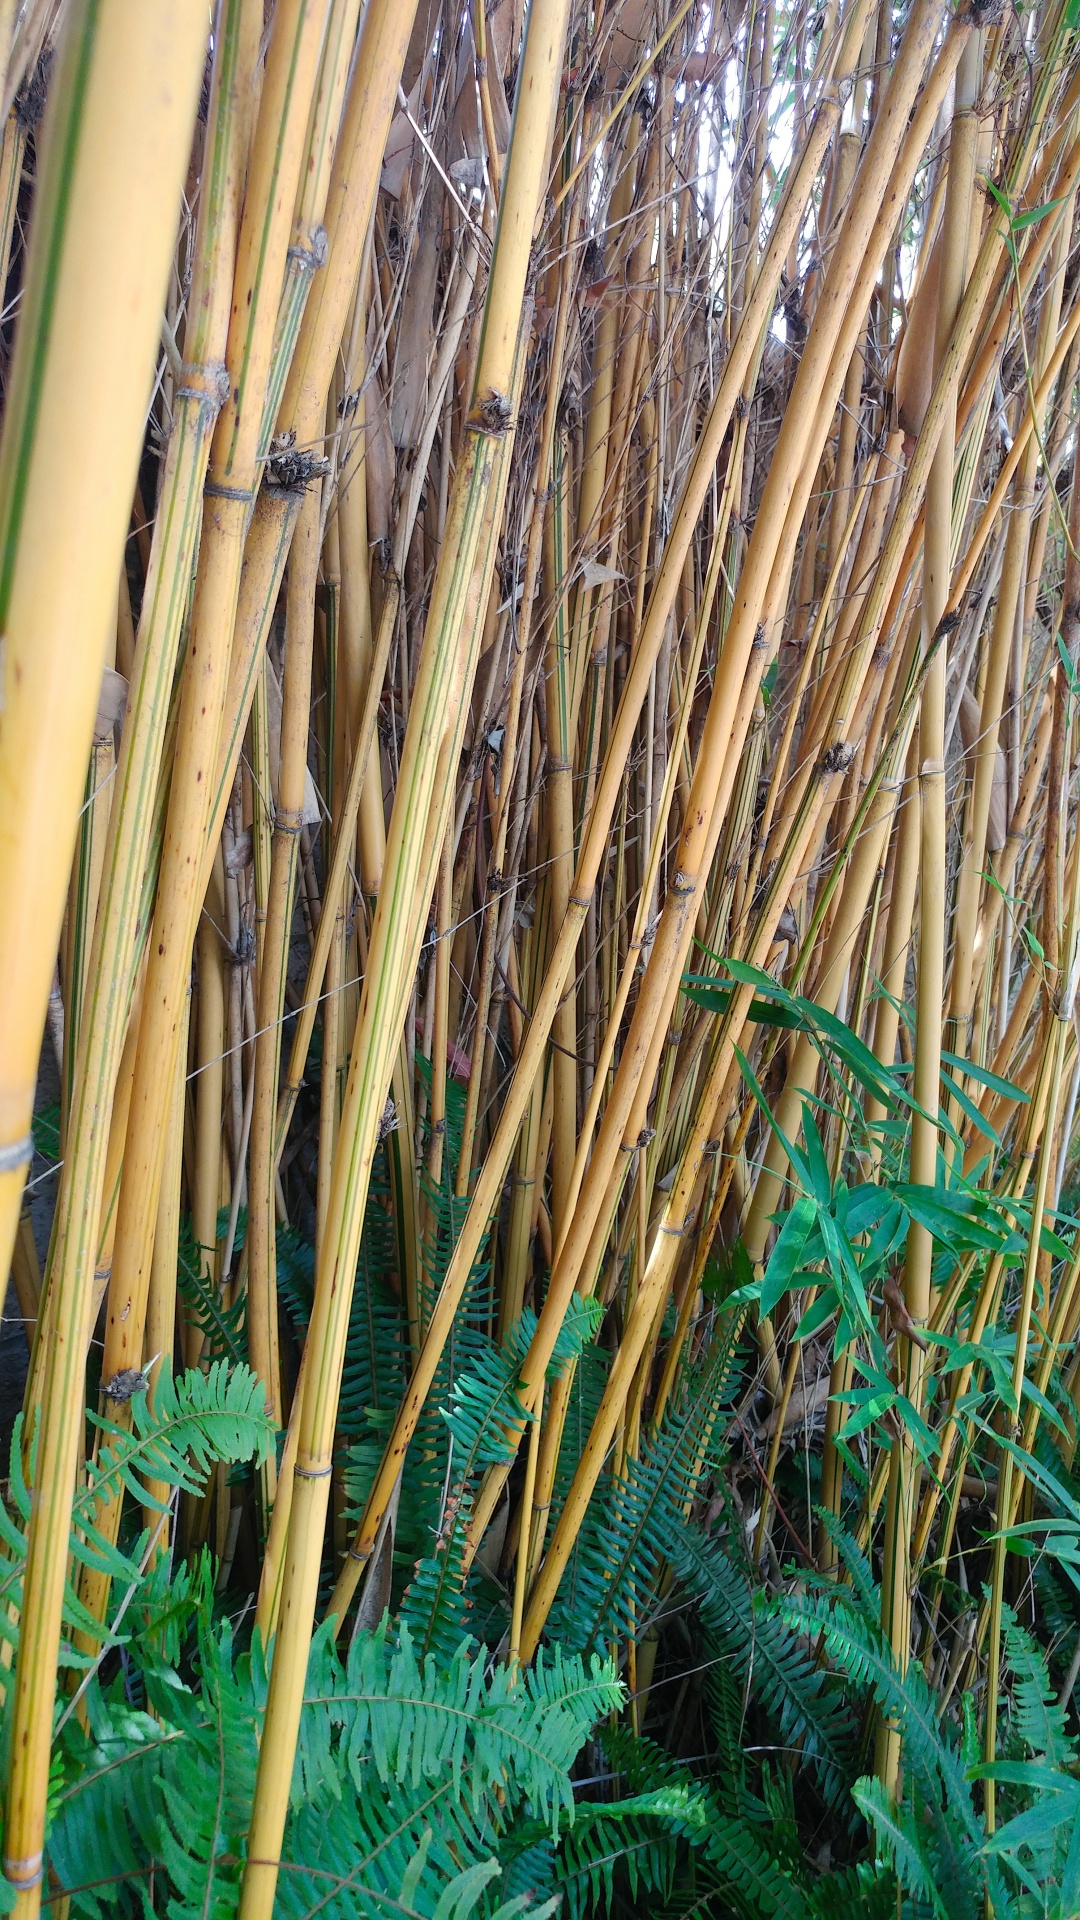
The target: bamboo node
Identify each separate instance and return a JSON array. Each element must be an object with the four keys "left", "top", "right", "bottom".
[
  {"left": 204, "top": 480, "right": 255, "bottom": 503},
  {"left": 2, "top": 1851, "right": 42, "bottom": 1889},
  {"left": 557, "top": 381, "right": 582, "bottom": 433},
  {"left": 294, "top": 1464, "right": 333, "bottom": 1481},
  {"left": 177, "top": 361, "right": 231, "bottom": 408},
  {"left": 0, "top": 1133, "right": 32, "bottom": 1172},
  {"left": 288, "top": 226, "right": 328, "bottom": 272}
]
